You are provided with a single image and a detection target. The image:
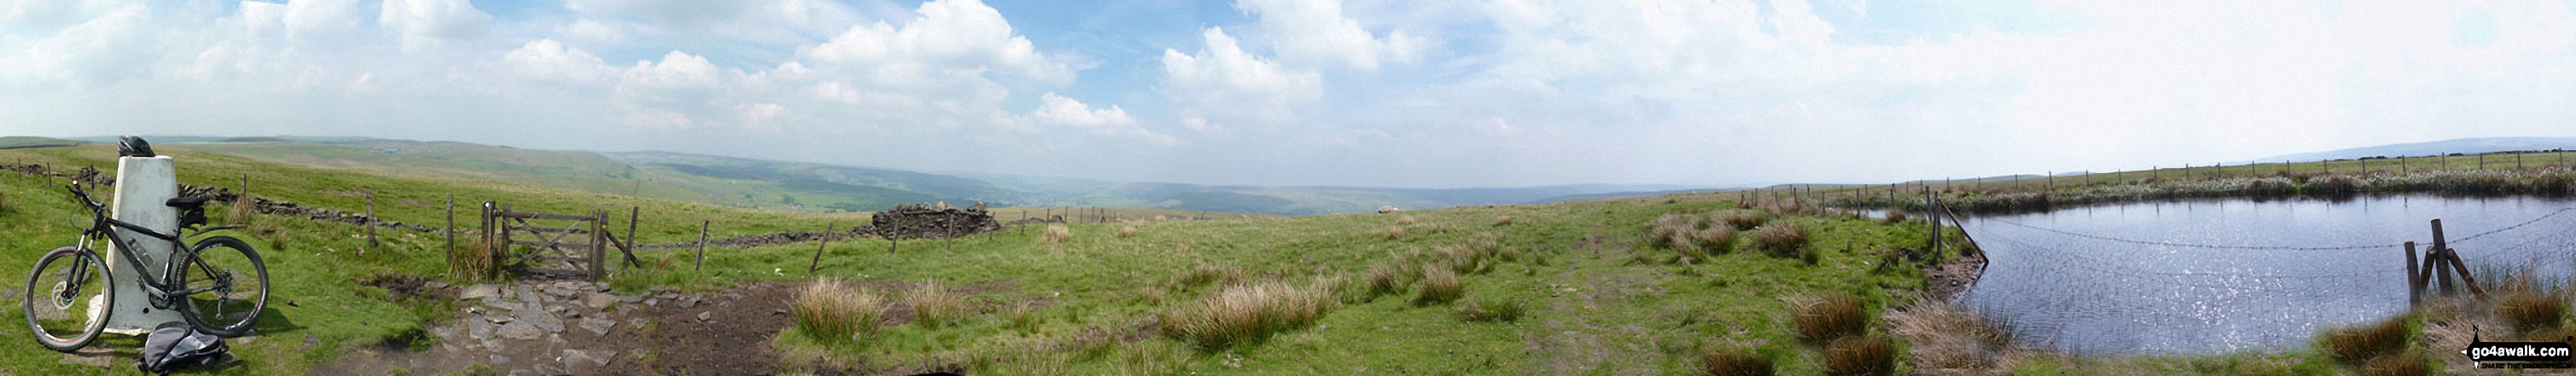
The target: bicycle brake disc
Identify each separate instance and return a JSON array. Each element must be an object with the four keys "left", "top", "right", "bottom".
[{"left": 50, "top": 281, "right": 77, "bottom": 310}]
